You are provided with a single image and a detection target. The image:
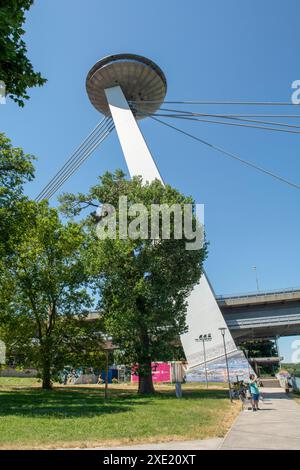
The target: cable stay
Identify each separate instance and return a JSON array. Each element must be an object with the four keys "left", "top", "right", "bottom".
[
  {"left": 44, "top": 122, "right": 115, "bottom": 201},
  {"left": 36, "top": 116, "right": 111, "bottom": 201},
  {"left": 150, "top": 115, "right": 300, "bottom": 191},
  {"left": 156, "top": 109, "right": 300, "bottom": 119},
  {"left": 37, "top": 96, "right": 300, "bottom": 201},
  {"left": 147, "top": 108, "right": 300, "bottom": 129},
  {"left": 137, "top": 112, "right": 300, "bottom": 135},
  {"left": 35, "top": 117, "right": 114, "bottom": 201},
  {"left": 131, "top": 100, "right": 300, "bottom": 106}
]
